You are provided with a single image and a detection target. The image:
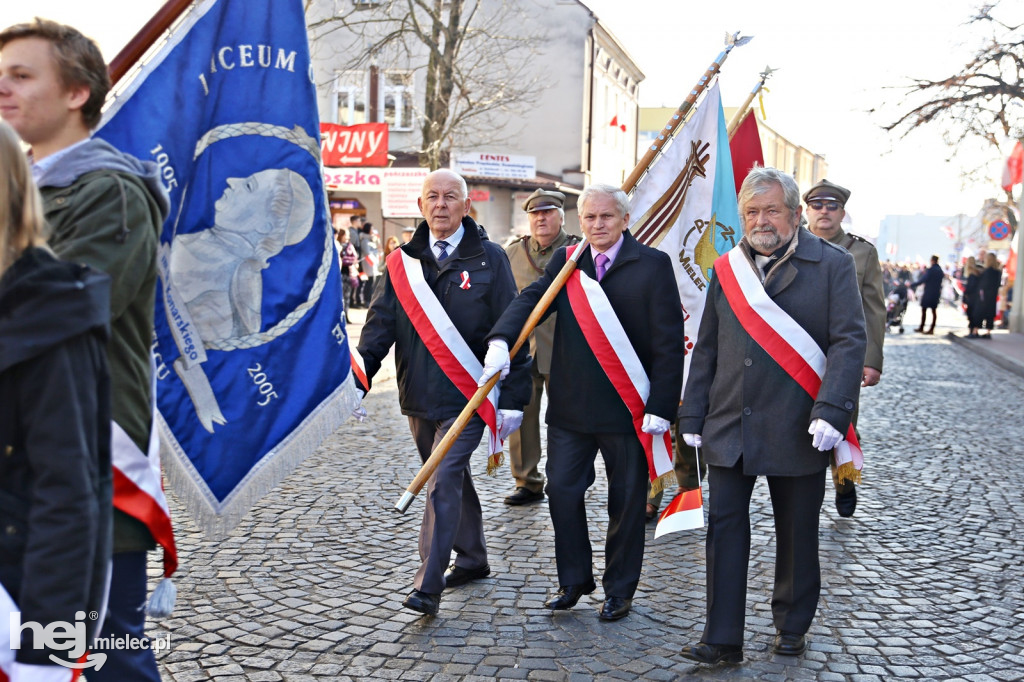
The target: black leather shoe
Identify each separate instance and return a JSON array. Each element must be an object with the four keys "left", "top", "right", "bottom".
[
  {"left": 444, "top": 563, "right": 490, "bottom": 587},
  {"left": 504, "top": 486, "right": 545, "bottom": 505},
  {"left": 402, "top": 590, "right": 440, "bottom": 616},
  {"left": 680, "top": 642, "right": 743, "bottom": 665},
  {"left": 772, "top": 632, "right": 806, "bottom": 656},
  {"left": 598, "top": 596, "right": 632, "bottom": 621},
  {"left": 544, "top": 581, "right": 596, "bottom": 610},
  {"left": 835, "top": 486, "right": 857, "bottom": 517}
]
